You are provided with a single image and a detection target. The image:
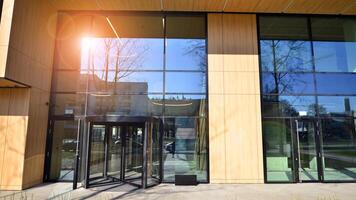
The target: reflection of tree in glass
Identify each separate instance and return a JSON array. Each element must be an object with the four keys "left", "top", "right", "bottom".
[
  {"left": 184, "top": 39, "right": 207, "bottom": 88},
  {"left": 261, "top": 40, "right": 312, "bottom": 94},
  {"left": 308, "top": 103, "right": 326, "bottom": 116},
  {"left": 88, "top": 38, "right": 150, "bottom": 90}
]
